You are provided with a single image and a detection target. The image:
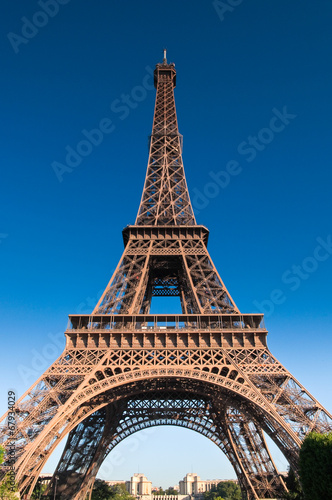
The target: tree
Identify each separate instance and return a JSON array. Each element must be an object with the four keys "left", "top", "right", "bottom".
[
  {"left": 165, "top": 487, "right": 178, "bottom": 495},
  {"left": 92, "top": 480, "right": 135, "bottom": 500},
  {"left": 153, "top": 488, "right": 165, "bottom": 495},
  {"left": 0, "top": 476, "right": 19, "bottom": 500},
  {"left": 203, "top": 481, "right": 241, "bottom": 500},
  {"left": 299, "top": 431, "right": 332, "bottom": 500},
  {"left": 0, "top": 445, "right": 18, "bottom": 500},
  {"left": 91, "top": 479, "right": 114, "bottom": 500},
  {"left": 31, "top": 478, "right": 49, "bottom": 499},
  {"left": 284, "top": 468, "right": 304, "bottom": 500},
  {"left": 109, "top": 483, "right": 135, "bottom": 500},
  {"left": 203, "top": 488, "right": 217, "bottom": 500},
  {"left": 217, "top": 482, "right": 241, "bottom": 500}
]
